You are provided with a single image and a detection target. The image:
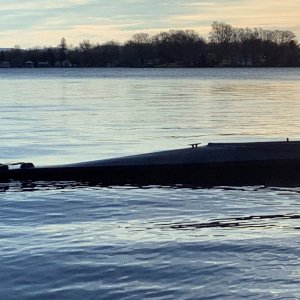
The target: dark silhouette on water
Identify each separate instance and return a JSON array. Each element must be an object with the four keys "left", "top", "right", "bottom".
[{"left": 1, "top": 140, "right": 300, "bottom": 187}]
